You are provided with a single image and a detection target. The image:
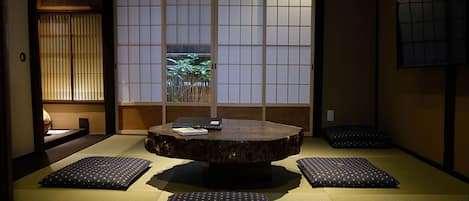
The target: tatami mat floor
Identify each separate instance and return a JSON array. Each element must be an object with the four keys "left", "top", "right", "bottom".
[{"left": 14, "top": 135, "right": 469, "bottom": 201}]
